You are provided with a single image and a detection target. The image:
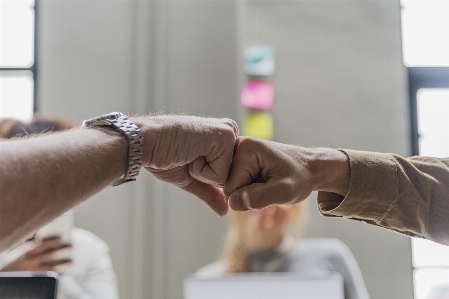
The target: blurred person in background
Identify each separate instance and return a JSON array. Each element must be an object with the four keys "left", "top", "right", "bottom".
[
  {"left": 196, "top": 203, "right": 370, "bottom": 299},
  {"left": 0, "top": 115, "right": 119, "bottom": 299}
]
